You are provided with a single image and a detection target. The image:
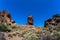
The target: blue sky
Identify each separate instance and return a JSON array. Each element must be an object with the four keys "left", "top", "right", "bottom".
[{"left": 0, "top": 0, "right": 60, "bottom": 26}]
